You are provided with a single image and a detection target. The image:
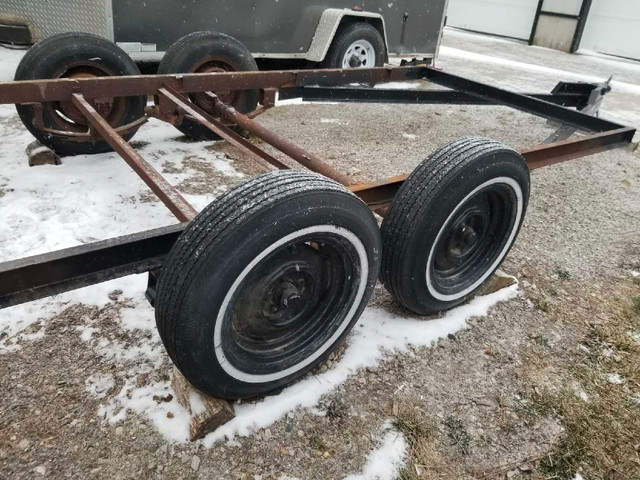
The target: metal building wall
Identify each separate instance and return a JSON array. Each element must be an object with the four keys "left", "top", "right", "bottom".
[
  {"left": 530, "top": 0, "right": 584, "bottom": 52},
  {"left": 580, "top": 0, "right": 640, "bottom": 61},
  {"left": 446, "top": 0, "right": 538, "bottom": 40}
]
